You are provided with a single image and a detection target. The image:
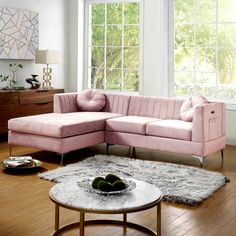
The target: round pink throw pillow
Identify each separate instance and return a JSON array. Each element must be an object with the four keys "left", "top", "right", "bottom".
[
  {"left": 76, "top": 89, "right": 106, "bottom": 111},
  {"left": 180, "top": 96, "right": 208, "bottom": 122}
]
